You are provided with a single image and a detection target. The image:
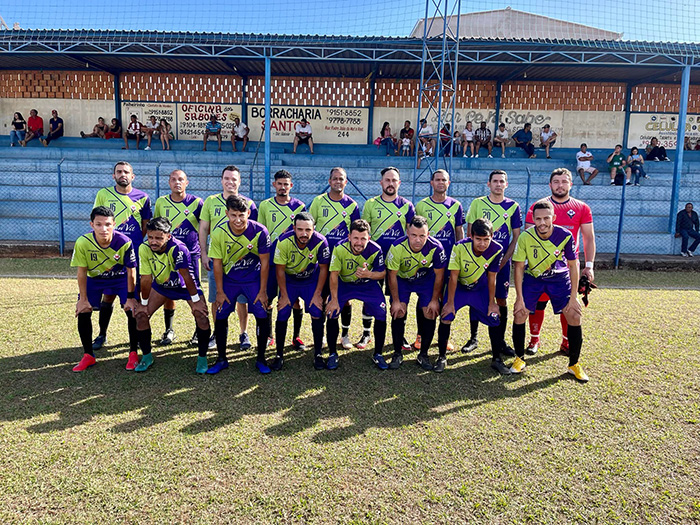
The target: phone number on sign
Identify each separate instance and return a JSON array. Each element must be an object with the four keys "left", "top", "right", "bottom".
[
  {"left": 328, "top": 117, "right": 362, "bottom": 125},
  {"left": 328, "top": 109, "right": 363, "bottom": 117}
]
